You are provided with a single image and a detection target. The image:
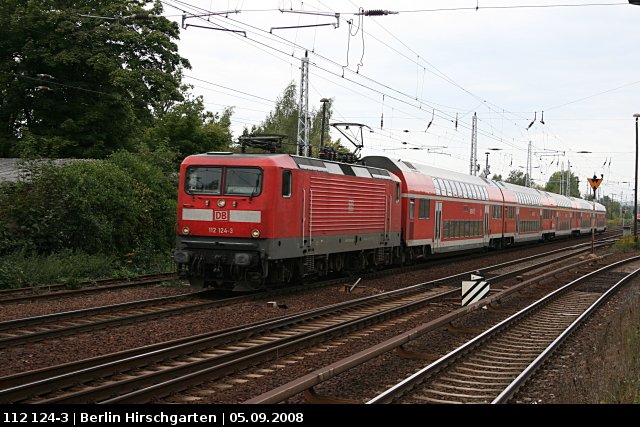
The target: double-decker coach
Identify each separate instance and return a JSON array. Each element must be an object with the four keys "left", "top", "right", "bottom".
[
  {"left": 361, "top": 156, "right": 507, "bottom": 257},
  {"left": 362, "top": 156, "right": 607, "bottom": 256}
]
